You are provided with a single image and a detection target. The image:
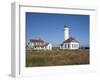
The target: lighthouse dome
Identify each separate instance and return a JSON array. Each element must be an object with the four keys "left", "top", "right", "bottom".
[{"left": 64, "top": 24, "right": 68, "bottom": 28}]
